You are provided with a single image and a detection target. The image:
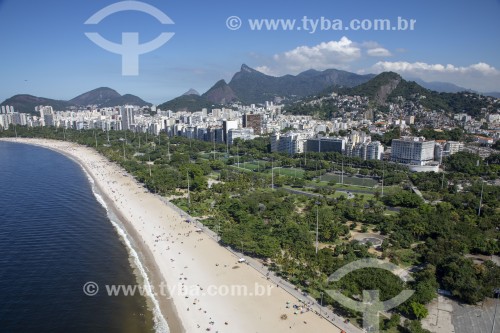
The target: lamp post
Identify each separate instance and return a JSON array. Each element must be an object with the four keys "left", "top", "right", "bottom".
[
  {"left": 187, "top": 171, "right": 190, "bottom": 206},
  {"left": 271, "top": 159, "right": 274, "bottom": 189},
  {"left": 478, "top": 181, "right": 485, "bottom": 216},
  {"left": 315, "top": 201, "right": 320, "bottom": 255}
]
